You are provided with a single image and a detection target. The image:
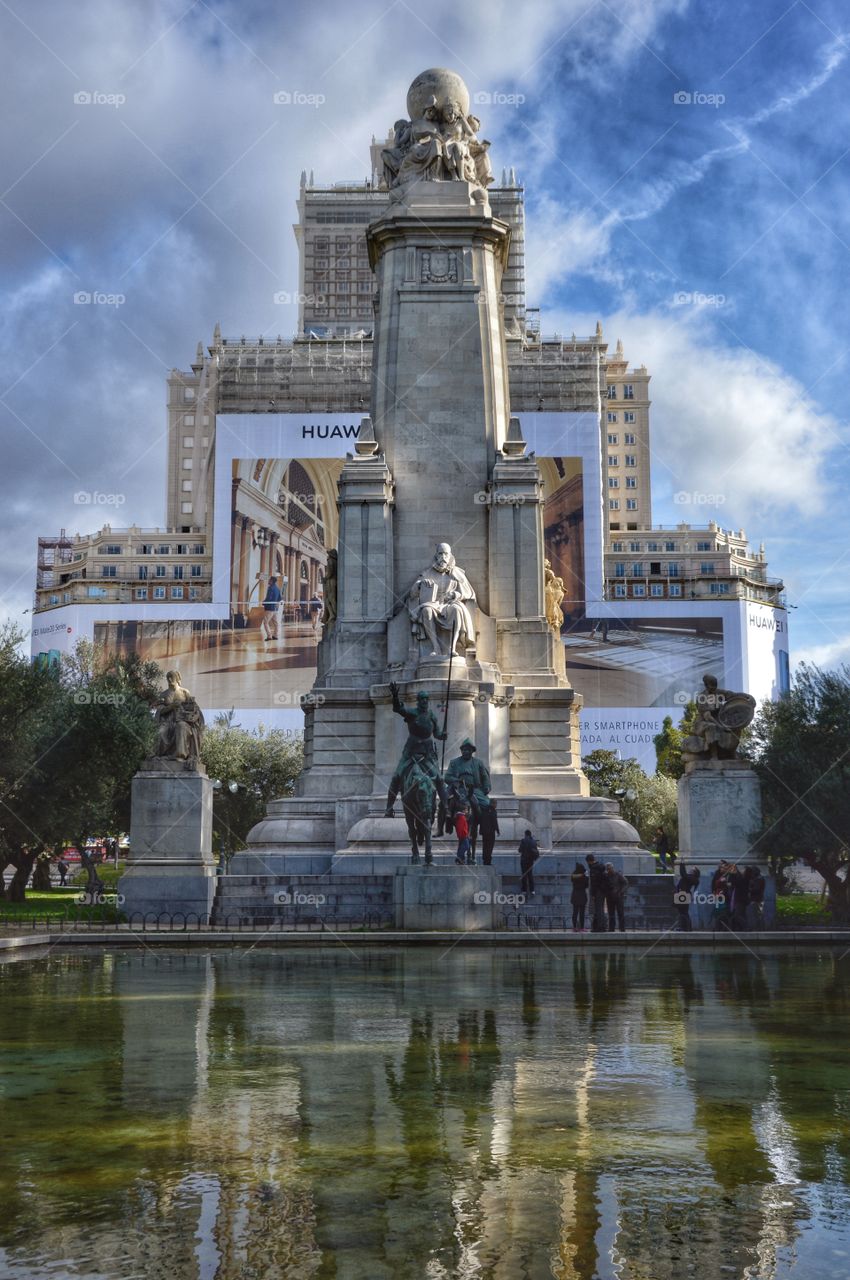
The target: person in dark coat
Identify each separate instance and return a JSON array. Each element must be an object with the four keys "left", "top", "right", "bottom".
[
  {"left": 675, "top": 862, "right": 694, "bottom": 931},
  {"left": 586, "top": 853, "right": 608, "bottom": 932},
  {"left": 604, "top": 863, "right": 628, "bottom": 932},
  {"left": 478, "top": 799, "right": 500, "bottom": 866},
  {"left": 518, "top": 830, "right": 539, "bottom": 899},
  {"left": 747, "top": 866, "right": 766, "bottom": 930},
  {"left": 654, "top": 826, "right": 670, "bottom": 872},
  {"left": 570, "top": 862, "right": 588, "bottom": 931}
]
